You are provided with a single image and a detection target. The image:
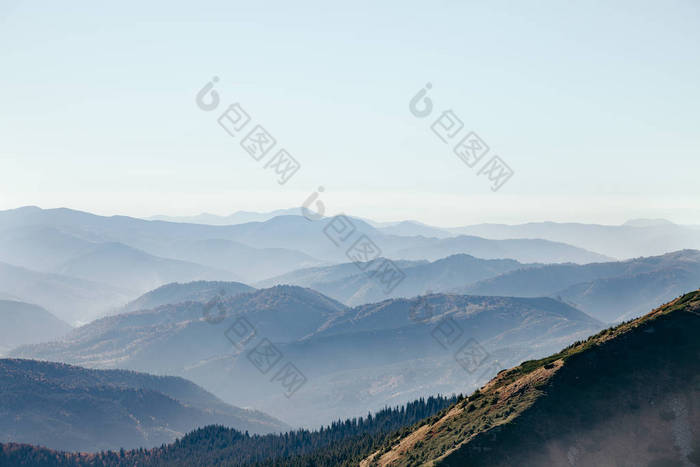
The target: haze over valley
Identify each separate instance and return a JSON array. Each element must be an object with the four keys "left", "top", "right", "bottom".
[
  {"left": 2, "top": 207, "right": 700, "bottom": 437},
  {"left": 2, "top": 1, "right": 699, "bottom": 464}
]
